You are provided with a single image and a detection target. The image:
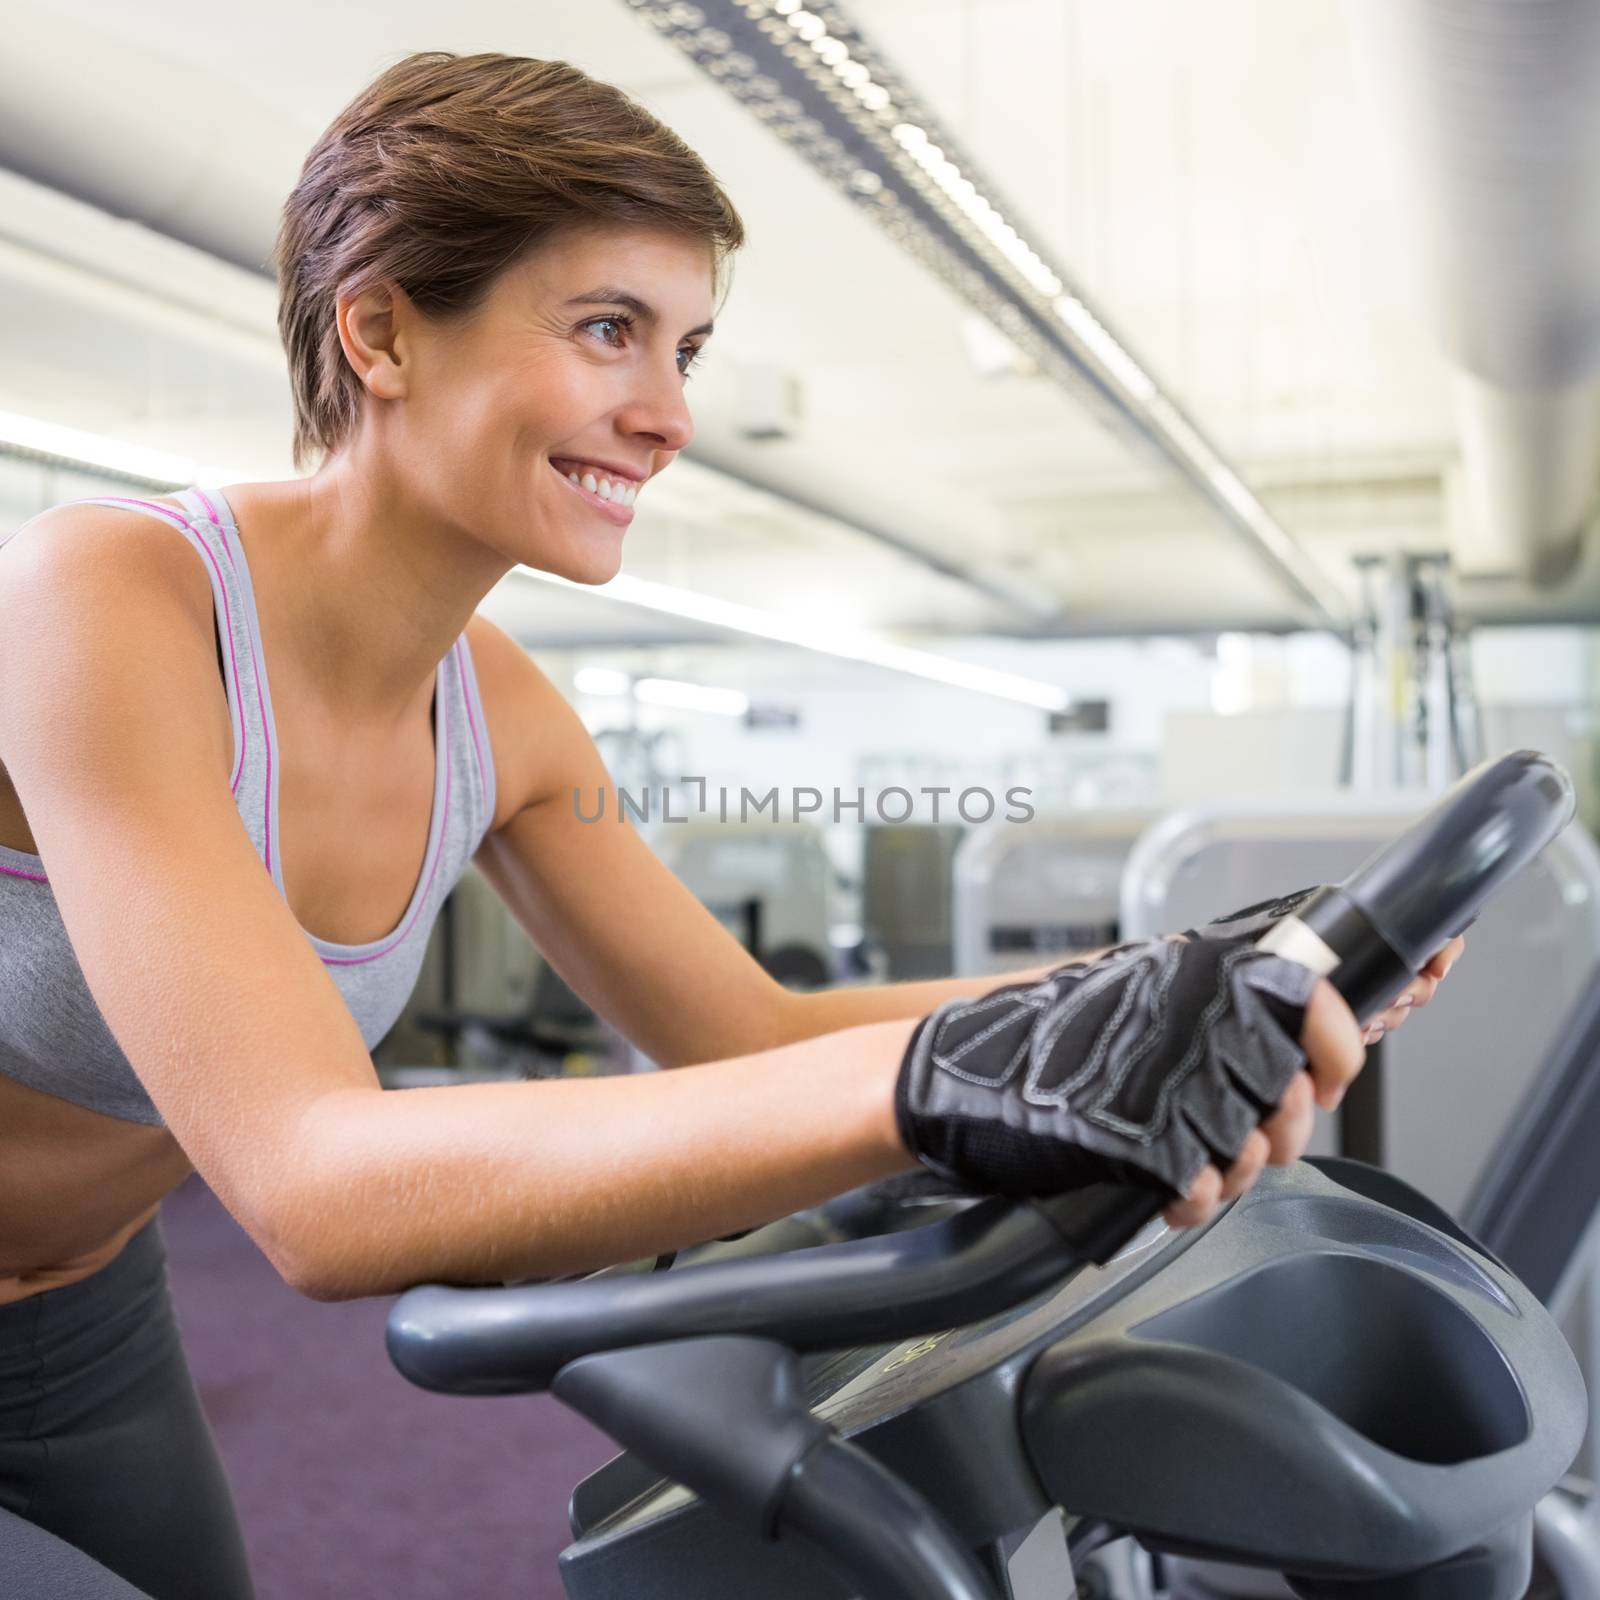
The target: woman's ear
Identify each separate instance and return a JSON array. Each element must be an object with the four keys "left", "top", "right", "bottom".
[{"left": 336, "top": 282, "right": 413, "bottom": 401}]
